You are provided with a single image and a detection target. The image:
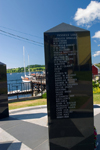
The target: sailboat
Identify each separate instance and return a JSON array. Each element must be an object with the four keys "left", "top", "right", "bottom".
[{"left": 21, "top": 47, "right": 35, "bottom": 82}]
